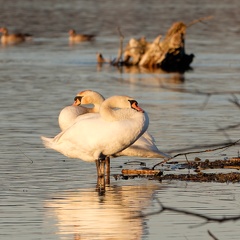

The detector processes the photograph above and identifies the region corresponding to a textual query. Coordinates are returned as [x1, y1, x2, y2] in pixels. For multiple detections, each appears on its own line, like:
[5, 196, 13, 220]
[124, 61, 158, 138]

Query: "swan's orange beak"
[130, 100, 144, 113]
[72, 100, 79, 106]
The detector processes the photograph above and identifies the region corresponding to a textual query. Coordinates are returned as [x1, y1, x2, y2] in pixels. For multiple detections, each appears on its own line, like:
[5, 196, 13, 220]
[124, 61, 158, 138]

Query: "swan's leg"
[98, 159, 105, 192]
[96, 153, 106, 177]
[95, 160, 100, 175]
[96, 154, 106, 192]
[105, 156, 110, 185]
[99, 159, 105, 178]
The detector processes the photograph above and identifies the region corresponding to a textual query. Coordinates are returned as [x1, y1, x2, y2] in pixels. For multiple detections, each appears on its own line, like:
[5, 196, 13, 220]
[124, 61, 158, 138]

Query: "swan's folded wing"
[115, 131, 171, 159]
[115, 144, 171, 159]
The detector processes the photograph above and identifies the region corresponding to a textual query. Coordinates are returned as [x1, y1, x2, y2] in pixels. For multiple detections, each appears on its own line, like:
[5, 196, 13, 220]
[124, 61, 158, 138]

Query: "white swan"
[58, 106, 86, 131]
[58, 90, 105, 131]
[41, 95, 149, 177]
[74, 90, 171, 159]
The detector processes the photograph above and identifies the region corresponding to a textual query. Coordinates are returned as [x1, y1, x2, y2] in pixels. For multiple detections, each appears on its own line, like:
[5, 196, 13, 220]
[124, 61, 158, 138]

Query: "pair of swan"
[58, 90, 171, 158]
[58, 90, 170, 159]
[41, 90, 170, 185]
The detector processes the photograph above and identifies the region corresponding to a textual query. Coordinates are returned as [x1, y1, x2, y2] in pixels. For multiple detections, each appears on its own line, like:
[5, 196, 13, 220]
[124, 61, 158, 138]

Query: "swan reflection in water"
[45, 183, 160, 240]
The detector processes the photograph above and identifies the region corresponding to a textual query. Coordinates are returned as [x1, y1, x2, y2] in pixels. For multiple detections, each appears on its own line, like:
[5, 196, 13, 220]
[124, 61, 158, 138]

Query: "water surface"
[1, 0, 240, 239]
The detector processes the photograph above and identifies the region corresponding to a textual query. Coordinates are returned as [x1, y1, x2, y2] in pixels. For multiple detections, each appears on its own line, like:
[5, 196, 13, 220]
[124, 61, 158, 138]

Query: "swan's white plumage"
[41, 95, 149, 162]
[58, 106, 88, 131]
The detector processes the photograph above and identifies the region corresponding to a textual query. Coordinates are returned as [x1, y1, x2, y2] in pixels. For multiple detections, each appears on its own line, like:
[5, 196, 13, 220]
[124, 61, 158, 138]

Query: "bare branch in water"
[229, 94, 240, 109]
[208, 230, 219, 240]
[187, 15, 214, 28]
[115, 26, 124, 63]
[18, 147, 33, 164]
[173, 139, 239, 157]
[135, 197, 240, 225]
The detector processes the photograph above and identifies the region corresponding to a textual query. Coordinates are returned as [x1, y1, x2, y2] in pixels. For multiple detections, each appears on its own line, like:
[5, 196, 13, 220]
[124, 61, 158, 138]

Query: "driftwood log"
[97, 21, 195, 72]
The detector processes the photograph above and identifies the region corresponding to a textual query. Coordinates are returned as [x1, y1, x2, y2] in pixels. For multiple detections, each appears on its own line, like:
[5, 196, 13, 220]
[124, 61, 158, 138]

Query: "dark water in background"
[1, 1, 240, 239]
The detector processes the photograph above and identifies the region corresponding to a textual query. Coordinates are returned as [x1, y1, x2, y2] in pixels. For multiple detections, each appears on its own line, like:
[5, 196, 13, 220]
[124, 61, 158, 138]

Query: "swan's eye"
[74, 96, 83, 102]
[128, 100, 137, 106]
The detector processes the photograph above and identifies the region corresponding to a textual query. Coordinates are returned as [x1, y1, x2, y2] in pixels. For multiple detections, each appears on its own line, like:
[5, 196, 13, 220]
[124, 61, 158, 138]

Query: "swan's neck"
[100, 95, 144, 122]
[88, 103, 101, 113]
[100, 105, 136, 121]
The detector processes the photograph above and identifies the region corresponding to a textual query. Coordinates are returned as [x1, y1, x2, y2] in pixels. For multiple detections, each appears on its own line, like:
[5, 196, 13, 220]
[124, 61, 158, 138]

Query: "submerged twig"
[200, 94, 211, 110]
[18, 147, 33, 164]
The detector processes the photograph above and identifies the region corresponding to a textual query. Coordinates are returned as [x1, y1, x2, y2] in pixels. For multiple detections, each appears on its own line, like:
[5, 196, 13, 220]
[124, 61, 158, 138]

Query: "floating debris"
[122, 169, 162, 176]
[161, 172, 240, 183]
[114, 158, 240, 183]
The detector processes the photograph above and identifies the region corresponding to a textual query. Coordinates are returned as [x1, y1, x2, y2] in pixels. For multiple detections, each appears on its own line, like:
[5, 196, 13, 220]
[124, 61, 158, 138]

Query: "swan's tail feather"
[136, 149, 171, 159]
[41, 136, 54, 149]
